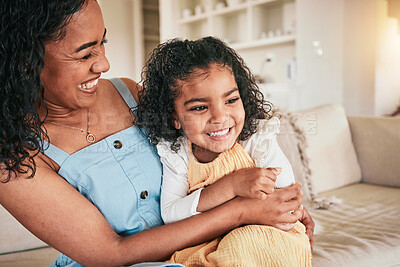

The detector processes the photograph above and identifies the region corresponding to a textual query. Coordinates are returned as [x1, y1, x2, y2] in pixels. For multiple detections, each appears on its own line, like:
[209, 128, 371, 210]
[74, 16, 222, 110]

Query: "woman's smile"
[78, 77, 100, 94]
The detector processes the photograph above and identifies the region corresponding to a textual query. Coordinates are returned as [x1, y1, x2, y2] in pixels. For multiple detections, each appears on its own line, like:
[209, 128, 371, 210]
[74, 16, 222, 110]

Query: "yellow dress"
[168, 142, 312, 267]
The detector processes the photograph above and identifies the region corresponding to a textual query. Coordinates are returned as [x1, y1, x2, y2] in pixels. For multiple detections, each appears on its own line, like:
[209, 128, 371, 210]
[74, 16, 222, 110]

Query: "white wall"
[375, 0, 400, 115]
[295, 0, 344, 111]
[98, 0, 143, 81]
[342, 0, 377, 116]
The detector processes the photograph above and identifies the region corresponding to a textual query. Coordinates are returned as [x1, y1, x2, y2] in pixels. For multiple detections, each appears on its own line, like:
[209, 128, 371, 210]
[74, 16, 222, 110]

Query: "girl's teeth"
[208, 128, 229, 137]
[78, 79, 98, 89]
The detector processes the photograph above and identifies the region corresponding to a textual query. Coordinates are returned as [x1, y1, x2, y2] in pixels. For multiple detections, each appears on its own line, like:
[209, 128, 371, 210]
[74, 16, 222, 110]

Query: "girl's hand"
[237, 182, 303, 228]
[231, 167, 281, 200]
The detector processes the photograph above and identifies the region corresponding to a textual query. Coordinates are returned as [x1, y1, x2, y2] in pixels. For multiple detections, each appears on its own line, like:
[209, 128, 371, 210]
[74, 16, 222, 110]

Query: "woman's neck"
[37, 98, 86, 121]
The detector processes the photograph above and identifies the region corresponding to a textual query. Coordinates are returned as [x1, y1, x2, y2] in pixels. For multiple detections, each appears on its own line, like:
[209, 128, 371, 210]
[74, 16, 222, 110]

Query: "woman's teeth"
[208, 128, 230, 137]
[78, 79, 98, 89]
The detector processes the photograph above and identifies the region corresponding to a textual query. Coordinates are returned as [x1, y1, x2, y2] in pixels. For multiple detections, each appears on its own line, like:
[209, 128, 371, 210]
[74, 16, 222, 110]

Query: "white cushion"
[292, 104, 362, 194]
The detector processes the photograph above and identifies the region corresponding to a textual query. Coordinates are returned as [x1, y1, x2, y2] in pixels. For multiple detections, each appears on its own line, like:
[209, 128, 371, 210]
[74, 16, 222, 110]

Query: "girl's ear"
[173, 114, 181, 129]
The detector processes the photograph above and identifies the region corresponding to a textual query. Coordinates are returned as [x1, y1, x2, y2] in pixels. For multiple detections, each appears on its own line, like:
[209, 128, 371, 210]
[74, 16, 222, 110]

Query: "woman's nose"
[91, 51, 110, 74]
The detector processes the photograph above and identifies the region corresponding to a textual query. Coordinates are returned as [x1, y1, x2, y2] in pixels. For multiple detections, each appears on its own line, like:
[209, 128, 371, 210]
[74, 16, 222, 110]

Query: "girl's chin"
[207, 142, 236, 154]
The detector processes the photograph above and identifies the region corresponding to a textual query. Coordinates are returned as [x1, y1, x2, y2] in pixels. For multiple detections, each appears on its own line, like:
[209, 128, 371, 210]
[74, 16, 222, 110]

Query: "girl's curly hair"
[0, 0, 86, 182]
[134, 37, 272, 152]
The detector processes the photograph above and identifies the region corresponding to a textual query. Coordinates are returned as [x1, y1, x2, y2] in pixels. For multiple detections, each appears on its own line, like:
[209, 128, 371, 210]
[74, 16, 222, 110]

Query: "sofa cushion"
[276, 113, 314, 201]
[0, 247, 59, 267]
[348, 116, 400, 187]
[292, 104, 362, 194]
[0, 205, 47, 254]
[310, 183, 400, 267]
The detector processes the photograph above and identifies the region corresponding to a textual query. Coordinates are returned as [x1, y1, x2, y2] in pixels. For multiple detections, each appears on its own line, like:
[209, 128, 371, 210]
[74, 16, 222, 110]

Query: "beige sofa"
[1, 103, 399, 266]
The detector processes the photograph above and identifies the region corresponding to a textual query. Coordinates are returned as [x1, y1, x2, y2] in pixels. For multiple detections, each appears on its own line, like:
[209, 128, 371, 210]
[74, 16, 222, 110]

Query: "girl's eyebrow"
[224, 88, 239, 97]
[184, 88, 239, 106]
[184, 98, 207, 106]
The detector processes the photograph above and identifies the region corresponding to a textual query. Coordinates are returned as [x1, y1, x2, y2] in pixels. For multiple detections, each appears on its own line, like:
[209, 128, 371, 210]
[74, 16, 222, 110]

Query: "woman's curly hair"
[0, 0, 86, 182]
[134, 37, 272, 152]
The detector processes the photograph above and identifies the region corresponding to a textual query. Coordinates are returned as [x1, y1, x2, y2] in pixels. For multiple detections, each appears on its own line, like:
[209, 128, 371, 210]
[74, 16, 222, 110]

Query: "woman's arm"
[0, 156, 303, 266]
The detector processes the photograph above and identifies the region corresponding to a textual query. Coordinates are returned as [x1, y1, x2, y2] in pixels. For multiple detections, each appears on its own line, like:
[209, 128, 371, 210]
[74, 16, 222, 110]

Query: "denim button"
[140, 190, 148, 199]
[113, 140, 122, 149]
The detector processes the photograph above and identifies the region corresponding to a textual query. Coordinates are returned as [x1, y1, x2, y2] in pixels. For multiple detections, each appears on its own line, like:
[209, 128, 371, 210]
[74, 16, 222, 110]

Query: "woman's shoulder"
[100, 77, 141, 103]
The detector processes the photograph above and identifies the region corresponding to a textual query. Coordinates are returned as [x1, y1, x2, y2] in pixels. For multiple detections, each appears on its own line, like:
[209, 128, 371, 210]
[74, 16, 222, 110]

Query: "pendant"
[86, 133, 96, 143]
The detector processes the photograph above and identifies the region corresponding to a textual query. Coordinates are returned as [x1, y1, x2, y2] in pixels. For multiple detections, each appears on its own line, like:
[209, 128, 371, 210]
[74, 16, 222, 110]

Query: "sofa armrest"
[348, 116, 400, 187]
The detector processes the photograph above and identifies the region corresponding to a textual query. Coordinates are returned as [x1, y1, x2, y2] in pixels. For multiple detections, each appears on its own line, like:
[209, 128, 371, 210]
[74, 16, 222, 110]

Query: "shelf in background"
[230, 34, 295, 50]
[212, 3, 248, 16]
[178, 13, 208, 24]
[252, 0, 281, 7]
[143, 4, 158, 12]
[144, 34, 160, 42]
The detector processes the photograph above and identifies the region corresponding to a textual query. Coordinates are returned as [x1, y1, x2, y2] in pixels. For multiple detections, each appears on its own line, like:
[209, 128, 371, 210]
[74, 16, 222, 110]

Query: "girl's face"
[173, 63, 245, 163]
[40, 0, 110, 110]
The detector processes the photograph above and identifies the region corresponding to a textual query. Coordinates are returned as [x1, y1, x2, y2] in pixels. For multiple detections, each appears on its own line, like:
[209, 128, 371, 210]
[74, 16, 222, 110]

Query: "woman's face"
[40, 0, 110, 110]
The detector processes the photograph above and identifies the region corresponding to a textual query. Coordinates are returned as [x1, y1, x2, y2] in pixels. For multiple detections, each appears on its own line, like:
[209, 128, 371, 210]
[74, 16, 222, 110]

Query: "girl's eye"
[190, 106, 207, 111]
[226, 97, 240, 104]
[82, 53, 93, 60]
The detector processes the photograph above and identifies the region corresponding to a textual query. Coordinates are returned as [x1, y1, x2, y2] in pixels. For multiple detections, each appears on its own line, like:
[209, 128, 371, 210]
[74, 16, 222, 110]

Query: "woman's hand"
[299, 205, 315, 252]
[231, 167, 280, 200]
[236, 182, 303, 228]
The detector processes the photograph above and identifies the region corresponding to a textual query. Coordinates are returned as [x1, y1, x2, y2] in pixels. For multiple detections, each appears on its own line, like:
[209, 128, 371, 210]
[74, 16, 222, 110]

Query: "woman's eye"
[190, 106, 207, 111]
[82, 53, 93, 60]
[226, 97, 240, 104]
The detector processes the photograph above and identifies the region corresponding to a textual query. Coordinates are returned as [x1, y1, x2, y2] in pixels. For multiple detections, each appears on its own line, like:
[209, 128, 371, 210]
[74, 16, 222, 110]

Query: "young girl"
[135, 37, 311, 266]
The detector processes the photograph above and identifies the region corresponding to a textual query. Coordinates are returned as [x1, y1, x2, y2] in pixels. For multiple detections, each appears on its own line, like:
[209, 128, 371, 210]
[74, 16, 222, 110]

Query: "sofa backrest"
[276, 104, 362, 203]
[348, 116, 400, 187]
[0, 204, 48, 255]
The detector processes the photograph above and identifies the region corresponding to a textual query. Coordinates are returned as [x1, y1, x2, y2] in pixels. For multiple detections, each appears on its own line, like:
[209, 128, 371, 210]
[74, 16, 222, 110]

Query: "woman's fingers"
[276, 182, 302, 202]
[238, 182, 304, 226]
[299, 206, 315, 252]
[275, 223, 296, 231]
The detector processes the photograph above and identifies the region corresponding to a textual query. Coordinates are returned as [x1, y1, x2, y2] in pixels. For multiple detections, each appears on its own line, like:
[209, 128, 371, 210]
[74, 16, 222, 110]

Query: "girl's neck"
[191, 143, 221, 163]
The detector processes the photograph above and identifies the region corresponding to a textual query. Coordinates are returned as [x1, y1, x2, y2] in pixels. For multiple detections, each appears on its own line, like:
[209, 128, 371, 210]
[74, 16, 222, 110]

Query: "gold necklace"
[48, 109, 96, 143]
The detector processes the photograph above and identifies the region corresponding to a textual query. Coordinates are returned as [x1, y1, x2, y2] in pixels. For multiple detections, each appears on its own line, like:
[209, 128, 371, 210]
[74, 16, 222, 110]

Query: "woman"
[0, 0, 314, 266]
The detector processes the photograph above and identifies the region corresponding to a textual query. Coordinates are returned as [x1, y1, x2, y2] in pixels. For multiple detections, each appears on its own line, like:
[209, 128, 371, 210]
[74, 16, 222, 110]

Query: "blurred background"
[98, 0, 400, 116]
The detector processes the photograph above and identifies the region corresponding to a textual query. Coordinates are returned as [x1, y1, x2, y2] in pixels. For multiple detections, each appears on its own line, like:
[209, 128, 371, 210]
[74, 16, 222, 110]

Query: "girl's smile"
[173, 63, 245, 163]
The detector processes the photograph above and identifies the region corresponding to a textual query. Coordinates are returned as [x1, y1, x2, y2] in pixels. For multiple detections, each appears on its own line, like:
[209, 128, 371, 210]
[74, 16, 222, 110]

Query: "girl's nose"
[210, 106, 228, 124]
[91, 51, 110, 74]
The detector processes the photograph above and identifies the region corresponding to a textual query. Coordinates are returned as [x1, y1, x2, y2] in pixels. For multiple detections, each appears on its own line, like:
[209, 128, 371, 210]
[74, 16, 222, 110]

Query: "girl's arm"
[158, 138, 204, 224]
[159, 139, 277, 222]
[0, 155, 303, 266]
[243, 117, 295, 188]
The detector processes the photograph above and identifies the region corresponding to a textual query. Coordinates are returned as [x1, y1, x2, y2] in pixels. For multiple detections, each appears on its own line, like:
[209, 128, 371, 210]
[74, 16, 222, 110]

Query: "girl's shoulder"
[239, 117, 281, 149]
[156, 136, 190, 167]
[256, 117, 281, 136]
